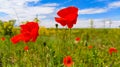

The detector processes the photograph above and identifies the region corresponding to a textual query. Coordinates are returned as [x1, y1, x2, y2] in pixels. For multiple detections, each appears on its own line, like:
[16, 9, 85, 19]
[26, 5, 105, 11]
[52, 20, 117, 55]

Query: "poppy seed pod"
[43, 42, 47, 47]
[55, 24, 58, 28]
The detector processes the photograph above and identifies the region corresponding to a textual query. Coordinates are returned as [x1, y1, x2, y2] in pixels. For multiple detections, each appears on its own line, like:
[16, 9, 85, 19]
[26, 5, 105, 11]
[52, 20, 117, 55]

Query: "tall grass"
[0, 28, 120, 67]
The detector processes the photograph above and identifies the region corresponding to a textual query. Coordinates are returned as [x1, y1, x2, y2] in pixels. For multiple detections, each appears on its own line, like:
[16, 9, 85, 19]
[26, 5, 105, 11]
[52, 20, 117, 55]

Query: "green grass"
[0, 28, 120, 67]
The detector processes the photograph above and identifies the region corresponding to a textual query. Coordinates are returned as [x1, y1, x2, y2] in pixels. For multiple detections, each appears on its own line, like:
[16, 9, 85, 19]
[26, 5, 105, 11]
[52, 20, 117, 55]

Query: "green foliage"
[33, 18, 40, 22]
[0, 28, 120, 67]
[0, 20, 16, 36]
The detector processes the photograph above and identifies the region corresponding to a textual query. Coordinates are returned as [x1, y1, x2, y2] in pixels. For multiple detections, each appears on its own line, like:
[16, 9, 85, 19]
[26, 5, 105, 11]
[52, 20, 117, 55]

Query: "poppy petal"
[57, 6, 78, 18]
[55, 17, 67, 26]
[67, 24, 73, 28]
[11, 34, 22, 44]
[65, 14, 78, 24]
[21, 32, 31, 43]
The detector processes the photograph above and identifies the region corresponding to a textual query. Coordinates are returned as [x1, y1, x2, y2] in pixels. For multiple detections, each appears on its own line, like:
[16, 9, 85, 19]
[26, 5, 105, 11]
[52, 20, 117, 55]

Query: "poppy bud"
[43, 42, 47, 47]
[55, 24, 58, 28]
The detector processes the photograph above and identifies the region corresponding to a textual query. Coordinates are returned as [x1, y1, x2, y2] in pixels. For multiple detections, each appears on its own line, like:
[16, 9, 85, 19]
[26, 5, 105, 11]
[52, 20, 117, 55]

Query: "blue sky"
[0, 0, 120, 28]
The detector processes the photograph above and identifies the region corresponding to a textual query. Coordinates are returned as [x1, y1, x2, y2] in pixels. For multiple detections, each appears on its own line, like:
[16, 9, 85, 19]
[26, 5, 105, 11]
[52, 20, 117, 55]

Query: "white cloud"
[41, 3, 59, 7]
[79, 8, 108, 14]
[0, 0, 120, 28]
[74, 18, 120, 28]
[0, 0, 39, 8]
[78, 1, 120, 15]
[73, 18, 104, 28]
[0, 0, 59, 25]
[108, 1, 120, 8]
[40, 19, 56, 28]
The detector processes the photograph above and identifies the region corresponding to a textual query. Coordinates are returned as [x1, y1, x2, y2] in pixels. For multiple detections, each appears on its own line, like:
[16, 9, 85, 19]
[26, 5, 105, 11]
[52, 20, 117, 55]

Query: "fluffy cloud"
[74, 19, 120, 28]
[0, 0, 120, 28]
[0, 0, 59, 25]
[41, 3, 59, 7]
[108, 1, 120, 8]
[79, 8, 108, 14]
[78, 1, 120, 15]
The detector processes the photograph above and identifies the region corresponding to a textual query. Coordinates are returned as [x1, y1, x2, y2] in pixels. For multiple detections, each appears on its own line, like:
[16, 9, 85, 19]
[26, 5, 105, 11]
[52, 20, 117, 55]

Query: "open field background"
[0, 26, 120, 67]
[1, 0, 120, 67]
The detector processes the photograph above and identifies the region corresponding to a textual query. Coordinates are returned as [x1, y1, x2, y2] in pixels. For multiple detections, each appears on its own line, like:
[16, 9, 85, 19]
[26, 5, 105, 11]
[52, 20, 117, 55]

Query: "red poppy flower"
[20, 32, 32, 43]
[63, 56, 73, 67]
[75, 37, 80, 42]
[1, 37, 5, 41]
[20, 22, 39, 42]
[55, 6, 78, 28]
[11, 22, 39, 44]
[109, 47, 118, 55]
[10, 34, 23, 44]
[24, 46, 29, 51]
[74, 37, 80, 44]
[88, 45, 93, 49]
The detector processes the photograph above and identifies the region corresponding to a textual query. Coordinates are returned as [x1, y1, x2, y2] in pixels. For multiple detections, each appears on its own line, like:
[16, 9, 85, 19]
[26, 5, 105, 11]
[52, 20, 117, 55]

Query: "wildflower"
[10, 34, 23, 44]
[88, 45, 93, 49]
[20, 22, 39, 42]
[55, 6, 78, 28]
[109, 47, 118, 55]
[11, 22, 39, 44]
[24, 46, 29, 51]
[63, 56, 73, 67]
[1, 37, 5, 41]
[74, 37, 80, 44]
[75, 37, 80, 41]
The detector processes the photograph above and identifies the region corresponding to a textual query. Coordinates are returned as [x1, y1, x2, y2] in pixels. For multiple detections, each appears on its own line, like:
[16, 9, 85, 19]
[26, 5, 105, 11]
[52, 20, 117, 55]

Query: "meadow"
[0, 27, 120, 67]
